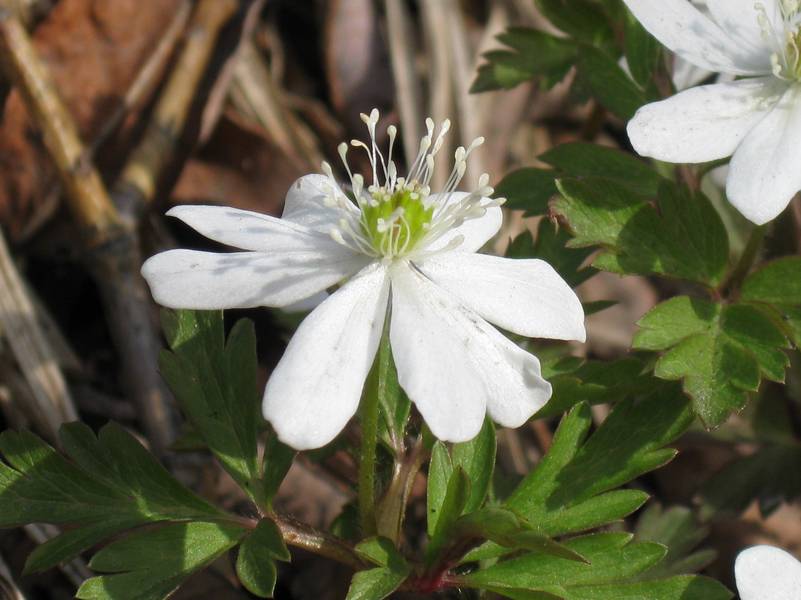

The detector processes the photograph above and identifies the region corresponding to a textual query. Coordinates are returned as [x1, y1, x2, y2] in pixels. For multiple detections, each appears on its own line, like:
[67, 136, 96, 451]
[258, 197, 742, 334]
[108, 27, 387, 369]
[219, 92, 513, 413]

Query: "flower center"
[360, 186, 434, 257]
[319, 109, 503, 259]
[757, 0, 801, 80]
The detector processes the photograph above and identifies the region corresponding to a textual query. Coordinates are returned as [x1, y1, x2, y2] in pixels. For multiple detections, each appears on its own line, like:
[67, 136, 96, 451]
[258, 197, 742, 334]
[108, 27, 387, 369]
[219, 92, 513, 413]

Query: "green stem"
[359, 383, 379, 536]
[721, 224, 767, 297]
[359, 330, 388, 536]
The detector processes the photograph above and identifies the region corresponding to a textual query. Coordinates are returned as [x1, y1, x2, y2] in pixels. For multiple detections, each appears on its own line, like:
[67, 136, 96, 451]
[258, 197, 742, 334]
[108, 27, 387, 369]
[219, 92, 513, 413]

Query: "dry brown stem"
[112, 0, 238, 222]
[0, 228, 77, 441]
[0, 7, 177, 452]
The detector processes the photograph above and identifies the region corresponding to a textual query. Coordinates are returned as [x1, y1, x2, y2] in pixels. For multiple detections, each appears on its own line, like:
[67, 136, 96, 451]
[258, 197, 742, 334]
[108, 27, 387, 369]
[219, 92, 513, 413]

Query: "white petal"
[628, 77, 785, 163]
[280, 291, 329, 313]
[262, 263, 389, 450]
[416, 252, 585, 342]
[735, 545, 801, 600]
[423, 192, 502, 254]
[727, 84, 801, 225]
[389, 263, 552, 441]
[622, 0, 771, 75]
[282, 174, 359, 233]
[167, 204, 341, 253]
[706, 0, 774, 57]
[141, 248, 370, 309]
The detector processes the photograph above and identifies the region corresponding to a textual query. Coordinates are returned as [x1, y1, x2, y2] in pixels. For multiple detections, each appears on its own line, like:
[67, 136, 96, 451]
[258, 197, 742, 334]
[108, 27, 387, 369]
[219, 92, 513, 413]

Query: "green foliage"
[369, 329, 411, 455]
[534, 0, 614, 46]
[471, 28, 577, 92]
[496, 142, 660, 217]
[506, 221, 596, 288]
[451, 419, 496, 514]
[160, 310, 265, 502]
[346, 538, 411, 600]
[634, 297, 790, 427]
[700, 443, 801, 519]
[465, 390, 692, 563]
[575, 45, 646, 120]
[458, 532, 731, 599]
[555, 179, 730, 287]
[236, 519, 290, 598]
[623, 8, 662, 86]
[537, 357, 654, 419]
[76, 522, 245, 600]
[634, 505, 716, 578]
[0, 423, 221, 574]
[741, 257, 801, 347]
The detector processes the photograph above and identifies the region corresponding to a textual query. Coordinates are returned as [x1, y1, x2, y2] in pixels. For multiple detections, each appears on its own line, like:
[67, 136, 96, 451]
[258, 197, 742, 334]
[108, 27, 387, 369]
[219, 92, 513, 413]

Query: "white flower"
[623, 0, 801, 225]
[141, 110, 585, 450]
[735, 545, 801, 599]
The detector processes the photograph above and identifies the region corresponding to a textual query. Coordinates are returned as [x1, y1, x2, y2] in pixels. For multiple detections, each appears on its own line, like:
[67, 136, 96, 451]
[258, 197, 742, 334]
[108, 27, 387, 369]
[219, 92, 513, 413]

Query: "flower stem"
[721, 224, 767, 297]
[358, 332, 387, 536]
[359, 358, 379, 536]
[275, 515, 364, 571]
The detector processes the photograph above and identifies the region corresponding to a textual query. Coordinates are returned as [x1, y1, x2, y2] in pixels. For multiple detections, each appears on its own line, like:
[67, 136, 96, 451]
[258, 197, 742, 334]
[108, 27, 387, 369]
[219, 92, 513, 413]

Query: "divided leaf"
[634, 297, 790, 427]
[347, 538, 411, 600]
[76, 522, 245, 600]
[555, 179, 729, 286]
[575, 45, 646, 120]
[634, 505, 716, 578]
[459, 533, 731, 600]
[472, 28, 577, 93]
[159, 310, 263, 501]
[236, 519, 290, 598]
[466, 389, 692, 562]
[0, 423, 221, 574]
[497, 142, 661, 217]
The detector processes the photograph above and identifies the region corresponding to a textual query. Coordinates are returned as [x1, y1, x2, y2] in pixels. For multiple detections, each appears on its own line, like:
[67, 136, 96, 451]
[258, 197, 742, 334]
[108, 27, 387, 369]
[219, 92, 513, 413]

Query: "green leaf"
[534, 0, 614, 46]
[236, 519, 290, 598]
[370, 330, 410, 455]
[0, 424, 221, 574]
[452, 419, 496, 514]
[623, 8, 662, 86]
[496, 168, 558, 215]
[507, 221, 596, 288]
[355, 537, 406, 568]
[546, 391, 692, 509]
[426, 442, 453, 537]
[348, 538, 410, 600]
[76, 521, 245, 600]
[260, 435, 295, 508]
[700, 444, 801, 519]
[345, 566, 410, 600]
[472, 28, 577, 92]
[536, 357, 653, 419]
[467, 391, 690, 563]
[742, 257, 801, 304]
[555, 179, 730, 286]
[575, 45, 646, 120]
[634, 297, 791, 426]
[159, 310, 262, 501]
[557, 575, 732, 599]
[426, 468, 471, 562]
[634, 504, 716, 578]
[540, 142, 662, 198]
[460, 532, 666, 595]
[452, 508, 586, 563]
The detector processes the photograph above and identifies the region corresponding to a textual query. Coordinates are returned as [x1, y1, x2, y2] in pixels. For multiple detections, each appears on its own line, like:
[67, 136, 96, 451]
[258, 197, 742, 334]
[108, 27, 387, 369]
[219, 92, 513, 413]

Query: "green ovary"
[361, 188, 434, 256]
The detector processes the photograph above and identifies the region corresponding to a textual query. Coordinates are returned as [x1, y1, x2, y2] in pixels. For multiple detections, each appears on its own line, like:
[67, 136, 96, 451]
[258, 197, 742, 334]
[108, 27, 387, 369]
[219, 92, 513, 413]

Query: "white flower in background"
[735, 545, 801, 599]
[142, 110, 585, 450]
[623, 0, 801, 225]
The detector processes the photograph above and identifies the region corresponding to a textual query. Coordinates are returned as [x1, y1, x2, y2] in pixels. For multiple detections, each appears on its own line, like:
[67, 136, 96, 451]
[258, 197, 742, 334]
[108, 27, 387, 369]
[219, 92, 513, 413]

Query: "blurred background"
[0, 0, 798, 598]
